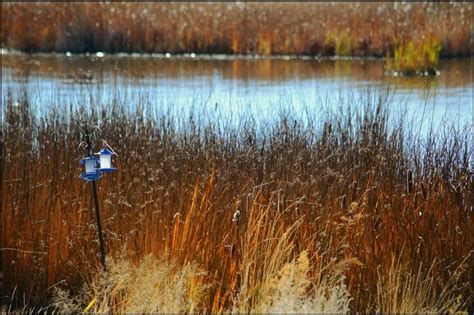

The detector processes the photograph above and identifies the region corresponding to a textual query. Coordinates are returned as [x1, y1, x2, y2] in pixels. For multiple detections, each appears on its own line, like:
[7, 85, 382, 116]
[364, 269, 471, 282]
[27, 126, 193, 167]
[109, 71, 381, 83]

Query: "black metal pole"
[92, 180, 107, 272]
[84, 131, 107, 272]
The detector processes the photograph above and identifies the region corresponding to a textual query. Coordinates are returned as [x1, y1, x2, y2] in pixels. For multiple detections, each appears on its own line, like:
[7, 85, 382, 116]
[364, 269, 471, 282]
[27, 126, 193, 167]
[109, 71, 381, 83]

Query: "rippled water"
[2, 53, 472, 130]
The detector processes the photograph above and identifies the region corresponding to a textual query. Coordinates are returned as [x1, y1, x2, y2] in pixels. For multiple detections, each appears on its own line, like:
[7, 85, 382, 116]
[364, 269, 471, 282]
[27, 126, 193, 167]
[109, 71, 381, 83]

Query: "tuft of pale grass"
[374, 255, 468, 313]
[255, 251, 352, 313]
[52, 255, 208, 313]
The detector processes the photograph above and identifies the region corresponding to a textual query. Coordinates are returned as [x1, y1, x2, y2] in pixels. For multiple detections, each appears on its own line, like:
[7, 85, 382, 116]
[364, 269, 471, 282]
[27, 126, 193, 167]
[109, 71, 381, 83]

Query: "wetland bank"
[1, 2, 473, 313]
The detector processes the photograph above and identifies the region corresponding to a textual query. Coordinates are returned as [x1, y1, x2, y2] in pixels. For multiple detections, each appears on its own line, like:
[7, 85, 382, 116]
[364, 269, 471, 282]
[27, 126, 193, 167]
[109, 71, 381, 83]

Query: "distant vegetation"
[385, 36, 442, 76]
[1, 2, 471, 58]
[3, 89, 472, 312]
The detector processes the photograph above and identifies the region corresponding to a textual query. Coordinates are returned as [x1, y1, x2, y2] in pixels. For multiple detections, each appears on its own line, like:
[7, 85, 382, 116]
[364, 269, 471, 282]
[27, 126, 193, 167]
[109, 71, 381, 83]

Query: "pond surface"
[2, 52, 472, 131]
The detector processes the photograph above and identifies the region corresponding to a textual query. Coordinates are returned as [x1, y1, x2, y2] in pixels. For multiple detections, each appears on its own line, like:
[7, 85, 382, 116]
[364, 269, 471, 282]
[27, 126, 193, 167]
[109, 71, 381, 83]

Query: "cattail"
[407, 170, 413, 194]
[351, 181, 358, 202]
[245, 193, 253, 212]
[232, 209, 241, 225]
[420, 181, 427, 199]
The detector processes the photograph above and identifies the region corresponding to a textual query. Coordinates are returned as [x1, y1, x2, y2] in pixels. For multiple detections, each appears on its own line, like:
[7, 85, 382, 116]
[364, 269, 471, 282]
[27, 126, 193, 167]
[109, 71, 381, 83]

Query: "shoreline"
[2, 48, 471, 62]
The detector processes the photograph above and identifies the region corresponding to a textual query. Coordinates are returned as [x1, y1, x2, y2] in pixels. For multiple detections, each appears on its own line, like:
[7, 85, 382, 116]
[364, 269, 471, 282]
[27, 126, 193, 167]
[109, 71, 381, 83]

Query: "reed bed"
[1, 88, 473, 312]
[1, 2, 472, 57]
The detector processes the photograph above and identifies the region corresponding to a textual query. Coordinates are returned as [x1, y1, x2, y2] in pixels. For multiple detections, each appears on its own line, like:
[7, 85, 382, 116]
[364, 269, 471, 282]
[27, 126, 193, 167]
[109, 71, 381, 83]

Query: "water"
[2, 52, 472, 130]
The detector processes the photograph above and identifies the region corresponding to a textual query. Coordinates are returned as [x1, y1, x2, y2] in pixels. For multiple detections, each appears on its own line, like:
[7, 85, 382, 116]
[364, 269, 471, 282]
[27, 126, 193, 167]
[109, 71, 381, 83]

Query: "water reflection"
[2, 53, 472, 129]
[3, 54, 472, 85]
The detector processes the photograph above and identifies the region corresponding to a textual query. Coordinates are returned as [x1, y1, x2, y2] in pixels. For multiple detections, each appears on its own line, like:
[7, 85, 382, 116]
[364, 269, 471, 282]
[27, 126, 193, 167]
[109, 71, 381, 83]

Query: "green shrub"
[325, 31, 352, 56]
[385, 37, 441, 75]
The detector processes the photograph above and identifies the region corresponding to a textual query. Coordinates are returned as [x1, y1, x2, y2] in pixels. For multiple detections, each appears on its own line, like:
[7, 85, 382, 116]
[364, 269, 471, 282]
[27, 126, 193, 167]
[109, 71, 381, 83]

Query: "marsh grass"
[374, 254, 469, 313]
[1, 88, 473, 312]
[385, 36, 442, 75]
[1, 2, 471, 57]
[253, 251, 352, 313]
[52, 255, 209, 313]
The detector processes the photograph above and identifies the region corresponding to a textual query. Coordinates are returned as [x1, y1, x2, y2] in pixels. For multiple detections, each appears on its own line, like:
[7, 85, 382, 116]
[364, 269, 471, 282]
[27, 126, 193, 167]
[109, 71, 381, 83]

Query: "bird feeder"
[80, 156, 102, 181]
[96, 148, 117, 173]
[78, 131, 117, 272]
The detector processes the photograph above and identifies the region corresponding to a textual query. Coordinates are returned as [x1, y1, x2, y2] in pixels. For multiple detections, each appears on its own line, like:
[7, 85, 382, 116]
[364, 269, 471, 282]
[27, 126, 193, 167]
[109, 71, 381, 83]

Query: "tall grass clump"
[253, 251, 352, 313]
[374, 256, 468, 313]
[2, 87, 473, 312]
[1, 2, 472, 57]
[385, 36, 442, 76]
[52, 255, 208, 313]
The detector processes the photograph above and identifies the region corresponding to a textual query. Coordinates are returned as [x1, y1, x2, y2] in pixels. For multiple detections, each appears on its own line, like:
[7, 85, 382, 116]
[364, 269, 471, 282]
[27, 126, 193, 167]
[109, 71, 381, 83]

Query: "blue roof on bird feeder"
[96, 148, 115, 156]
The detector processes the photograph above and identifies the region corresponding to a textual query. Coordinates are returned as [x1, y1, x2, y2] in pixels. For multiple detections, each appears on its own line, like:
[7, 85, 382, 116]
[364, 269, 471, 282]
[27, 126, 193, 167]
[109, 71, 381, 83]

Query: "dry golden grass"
[248, 250, 352, 313]
[1, 2, 472, 57]
[374, 254, 469, 313]
[2, 88, 473, 312]
[52, 255, 208, 313]
[52, 205, 352, 313]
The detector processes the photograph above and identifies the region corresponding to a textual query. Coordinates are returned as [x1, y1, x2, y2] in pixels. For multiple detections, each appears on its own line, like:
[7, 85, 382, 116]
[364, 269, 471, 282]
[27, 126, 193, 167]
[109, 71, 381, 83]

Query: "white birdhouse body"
[96, 148, 116, 173]
[85, 158, 98, 173]
[100, 154, 111, 169]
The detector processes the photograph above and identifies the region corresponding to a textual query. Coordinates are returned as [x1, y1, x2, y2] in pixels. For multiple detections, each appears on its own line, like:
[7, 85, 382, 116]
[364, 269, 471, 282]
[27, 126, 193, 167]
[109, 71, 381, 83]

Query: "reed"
[1, 2, 472, 57]
[2, 88, 472, 312]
